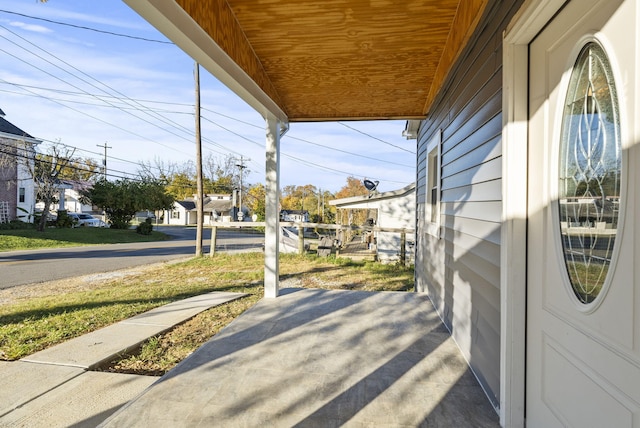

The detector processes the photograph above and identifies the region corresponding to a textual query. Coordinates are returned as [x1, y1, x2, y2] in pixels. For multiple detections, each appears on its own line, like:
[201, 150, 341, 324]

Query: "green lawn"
[0, 227, 170, 252]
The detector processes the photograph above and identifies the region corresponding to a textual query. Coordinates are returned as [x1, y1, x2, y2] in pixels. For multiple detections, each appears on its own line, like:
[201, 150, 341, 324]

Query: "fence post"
[297, 224, 305, 255]
[400, 229, 406, 265]
[209, 226, 217, 256]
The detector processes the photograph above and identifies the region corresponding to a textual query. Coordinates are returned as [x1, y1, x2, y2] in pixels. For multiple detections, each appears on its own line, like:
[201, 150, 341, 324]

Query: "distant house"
[165, 200, 196, 225]
[331, 183, 415, 263]
[0, 108, 41, 223]
[34, 179, 96, 215]
[61, 180, 95, 213]
[280, 209, 309, 222]
[164, 194, 234, 225]
[203, 196, 235, 223]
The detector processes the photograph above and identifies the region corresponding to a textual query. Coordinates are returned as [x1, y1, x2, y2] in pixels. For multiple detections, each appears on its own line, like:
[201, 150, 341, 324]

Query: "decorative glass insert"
[558, 42, 622, 304]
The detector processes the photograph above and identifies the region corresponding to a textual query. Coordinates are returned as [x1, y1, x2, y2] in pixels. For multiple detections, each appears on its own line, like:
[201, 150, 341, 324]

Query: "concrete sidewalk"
[0, 291, 247, 427]
[103, 288, 500, 427]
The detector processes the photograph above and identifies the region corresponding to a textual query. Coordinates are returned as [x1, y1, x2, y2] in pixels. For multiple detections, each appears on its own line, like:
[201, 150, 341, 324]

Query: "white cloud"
[8, 20, 52, 33]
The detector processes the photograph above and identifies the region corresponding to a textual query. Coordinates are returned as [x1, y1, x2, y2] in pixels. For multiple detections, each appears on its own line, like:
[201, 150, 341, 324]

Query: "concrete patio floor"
[102, 288, 499, 427]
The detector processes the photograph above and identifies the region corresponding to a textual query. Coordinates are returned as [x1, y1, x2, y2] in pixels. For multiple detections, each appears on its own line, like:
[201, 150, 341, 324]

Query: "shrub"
[136, 218, 153, 235]
[0, 220, 35, 230]
[55, 210, 75, 228]
[110, 216, 133, 229]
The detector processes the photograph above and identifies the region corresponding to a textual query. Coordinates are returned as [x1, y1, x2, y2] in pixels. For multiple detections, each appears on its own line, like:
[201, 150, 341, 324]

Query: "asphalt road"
[0, 226, 264, 289]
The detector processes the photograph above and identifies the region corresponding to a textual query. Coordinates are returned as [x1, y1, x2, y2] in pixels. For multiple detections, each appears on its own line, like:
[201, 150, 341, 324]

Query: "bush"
[110, 215, 133, 229]
[0, 220, 35, 230]
[55, 211, 76, 229]
[136, 218, 153, 235]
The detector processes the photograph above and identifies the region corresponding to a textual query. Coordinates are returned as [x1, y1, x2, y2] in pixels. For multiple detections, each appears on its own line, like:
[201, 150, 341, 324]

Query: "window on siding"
[18, 187, 25, 203]
[171, 210, 180, 219]
[425, 130, 441, 238]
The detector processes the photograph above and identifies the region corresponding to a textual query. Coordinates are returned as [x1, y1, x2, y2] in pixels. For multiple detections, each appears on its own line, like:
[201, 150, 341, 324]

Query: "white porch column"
[264, 116, 283, 298]
[58, 188, 66, 211]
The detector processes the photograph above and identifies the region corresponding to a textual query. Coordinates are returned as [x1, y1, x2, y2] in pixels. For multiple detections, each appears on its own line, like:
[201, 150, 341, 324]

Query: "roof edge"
[330, 183, 416, 207]
[123, 0, 288, 124]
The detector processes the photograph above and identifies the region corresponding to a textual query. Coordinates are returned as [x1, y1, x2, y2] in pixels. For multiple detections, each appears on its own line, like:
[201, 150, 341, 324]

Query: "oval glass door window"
[558, 41, 622, 304]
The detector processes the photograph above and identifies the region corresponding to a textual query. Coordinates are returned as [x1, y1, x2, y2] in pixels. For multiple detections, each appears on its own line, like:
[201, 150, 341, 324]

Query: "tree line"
[1, 140, 372, 231]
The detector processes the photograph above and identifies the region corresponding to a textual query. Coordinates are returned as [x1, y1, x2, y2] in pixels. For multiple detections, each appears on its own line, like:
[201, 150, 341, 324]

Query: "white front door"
[527, 0, 640, 426]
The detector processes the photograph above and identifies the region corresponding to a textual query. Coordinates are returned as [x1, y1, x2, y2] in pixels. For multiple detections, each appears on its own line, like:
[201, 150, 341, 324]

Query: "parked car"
[68, 213, 104, 227]
[34, 211, 57, 224]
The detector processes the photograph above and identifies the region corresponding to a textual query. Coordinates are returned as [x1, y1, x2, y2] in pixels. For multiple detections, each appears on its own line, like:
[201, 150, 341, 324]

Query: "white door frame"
[501, 0, 566, 426]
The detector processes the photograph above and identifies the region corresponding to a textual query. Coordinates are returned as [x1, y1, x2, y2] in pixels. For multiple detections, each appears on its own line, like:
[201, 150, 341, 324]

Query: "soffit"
[126, 0, 488, 122]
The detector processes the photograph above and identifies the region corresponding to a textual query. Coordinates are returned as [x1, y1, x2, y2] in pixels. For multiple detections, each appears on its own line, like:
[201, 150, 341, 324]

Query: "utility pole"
[96, 142, 111, 180]
[235, 155, 249, 220]
[194, 62, 204, 256]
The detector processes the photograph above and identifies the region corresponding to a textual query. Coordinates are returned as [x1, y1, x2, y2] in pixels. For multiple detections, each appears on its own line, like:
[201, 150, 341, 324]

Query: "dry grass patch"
[102, 295, 261, 376]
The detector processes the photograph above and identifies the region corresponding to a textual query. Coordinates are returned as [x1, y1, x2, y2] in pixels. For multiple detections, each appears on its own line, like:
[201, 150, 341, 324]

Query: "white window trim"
[425, 129, 441, 238]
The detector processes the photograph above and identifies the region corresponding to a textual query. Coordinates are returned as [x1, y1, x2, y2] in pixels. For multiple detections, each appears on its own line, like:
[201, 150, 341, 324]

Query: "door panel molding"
[526, 0, 639, 426]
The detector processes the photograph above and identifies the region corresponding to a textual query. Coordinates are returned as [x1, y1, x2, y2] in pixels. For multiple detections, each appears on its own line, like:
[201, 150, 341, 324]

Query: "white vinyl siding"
[415, 0, 524, 410]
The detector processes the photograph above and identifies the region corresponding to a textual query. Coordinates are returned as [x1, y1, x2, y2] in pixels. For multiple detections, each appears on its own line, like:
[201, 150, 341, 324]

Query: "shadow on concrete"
[103, 288, 499, 426]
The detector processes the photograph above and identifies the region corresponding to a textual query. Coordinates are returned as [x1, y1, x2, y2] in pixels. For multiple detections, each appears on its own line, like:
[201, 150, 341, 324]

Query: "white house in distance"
[60, 180, 94, 213]
[279, 209, 309, 223]
[0, 108, 41, 223]
[165, 200, 196, 225]
[164, 194, 235, 225]
[330, 183, 415, 264]
[34, 179, 96, 215]
[127, 1, 640, 425]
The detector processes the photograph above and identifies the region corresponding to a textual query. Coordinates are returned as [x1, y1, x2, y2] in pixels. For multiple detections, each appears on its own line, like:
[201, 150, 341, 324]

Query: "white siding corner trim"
[501, 0, 566, 426]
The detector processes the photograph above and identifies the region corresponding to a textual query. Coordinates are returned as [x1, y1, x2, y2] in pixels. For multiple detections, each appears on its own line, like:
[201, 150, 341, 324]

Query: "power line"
[4, 138, 241, 193]
[201, 107, 414, 167]
[0, 16, 413, 186]
[0, 141, 134, 181]
[0, 9, 173, 44]
[0, 26, 202, 147]
[0, 82, 193, 108]
[0, 30, 253, 161]
[284, 134, 413, 168]
[337, 121, 415, 154]
[36, 139, 147, 177]
[1, 78, 413, 170]
[0, 25, 233, 155]
[0, 87, 191, 114]
[281, 152, 410, 186]
[3, 77, 407, 185]
[0, 76, 187, 156]
[2, 10, 252, 161]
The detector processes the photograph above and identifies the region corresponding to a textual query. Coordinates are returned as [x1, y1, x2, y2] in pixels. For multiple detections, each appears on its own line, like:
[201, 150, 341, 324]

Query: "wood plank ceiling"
[131, 0, 489, 122]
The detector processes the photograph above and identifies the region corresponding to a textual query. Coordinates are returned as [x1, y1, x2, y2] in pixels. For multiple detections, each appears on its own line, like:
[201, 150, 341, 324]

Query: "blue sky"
[0, 1, 416, 193]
